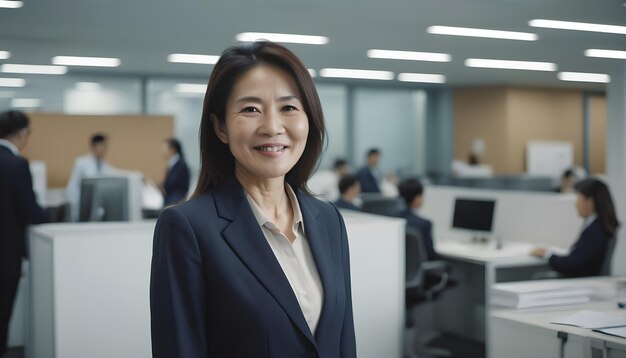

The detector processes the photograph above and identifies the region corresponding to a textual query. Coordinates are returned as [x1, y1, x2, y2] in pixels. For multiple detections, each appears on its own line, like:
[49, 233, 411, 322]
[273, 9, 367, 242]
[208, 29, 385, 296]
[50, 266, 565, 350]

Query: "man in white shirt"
[66, 133, 117, 221]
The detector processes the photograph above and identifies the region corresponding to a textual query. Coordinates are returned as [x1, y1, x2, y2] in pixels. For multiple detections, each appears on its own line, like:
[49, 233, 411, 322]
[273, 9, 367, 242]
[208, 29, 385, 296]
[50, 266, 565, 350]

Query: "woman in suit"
[160, 138, 190, 206]
[150, 41, 356, 358]
[531, 178, 619, 277]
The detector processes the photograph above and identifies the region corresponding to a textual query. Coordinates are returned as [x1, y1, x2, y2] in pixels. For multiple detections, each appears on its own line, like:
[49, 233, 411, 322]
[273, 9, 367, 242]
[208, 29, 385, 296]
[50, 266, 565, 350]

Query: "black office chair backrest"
[599, 234, 618, 276]
[405, 227, 428, 288]
[361, 197, 406, 217]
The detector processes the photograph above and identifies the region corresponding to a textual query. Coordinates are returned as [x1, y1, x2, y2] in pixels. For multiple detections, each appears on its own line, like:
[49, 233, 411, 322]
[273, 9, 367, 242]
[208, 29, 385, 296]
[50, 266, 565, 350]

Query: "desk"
[433, 240, 550, 348]
[490, 277, 626, 358]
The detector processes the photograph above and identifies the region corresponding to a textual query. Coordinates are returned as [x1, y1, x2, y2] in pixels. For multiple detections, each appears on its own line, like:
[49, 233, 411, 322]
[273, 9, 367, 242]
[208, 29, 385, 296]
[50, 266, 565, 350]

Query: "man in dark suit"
[334, 174, 361, 211]
[160, 138, 190, 206]
[356, 148, 382, 193]
[0, 110, 48, 355]
[397, 178, 439, 260]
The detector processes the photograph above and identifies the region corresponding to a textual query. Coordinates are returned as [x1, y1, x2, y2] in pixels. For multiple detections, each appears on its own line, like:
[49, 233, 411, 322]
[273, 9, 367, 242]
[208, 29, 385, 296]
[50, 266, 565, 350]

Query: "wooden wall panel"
[22, 113, 174, 188]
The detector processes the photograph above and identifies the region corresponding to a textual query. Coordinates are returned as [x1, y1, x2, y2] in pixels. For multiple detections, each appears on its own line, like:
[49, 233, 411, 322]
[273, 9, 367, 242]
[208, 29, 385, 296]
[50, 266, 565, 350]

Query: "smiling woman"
[150, 41, 357, 358]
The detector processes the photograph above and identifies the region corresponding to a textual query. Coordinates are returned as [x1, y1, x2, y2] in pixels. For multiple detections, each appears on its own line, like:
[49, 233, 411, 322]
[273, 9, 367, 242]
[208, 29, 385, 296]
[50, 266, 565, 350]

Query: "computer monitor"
[452, 198, 496, 235]
[79, 177, 129, 222]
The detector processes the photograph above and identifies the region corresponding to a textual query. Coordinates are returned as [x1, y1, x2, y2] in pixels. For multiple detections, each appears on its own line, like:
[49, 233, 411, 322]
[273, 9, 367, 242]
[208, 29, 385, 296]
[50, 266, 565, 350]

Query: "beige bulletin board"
[22, 113, 174, 188]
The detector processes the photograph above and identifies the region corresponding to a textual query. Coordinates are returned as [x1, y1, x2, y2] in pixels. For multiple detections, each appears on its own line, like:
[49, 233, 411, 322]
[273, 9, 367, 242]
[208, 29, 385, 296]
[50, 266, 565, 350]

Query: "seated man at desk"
[334, 174, 361, 211]
[531, 178, 619, 277]
[397, 178, 439, 260]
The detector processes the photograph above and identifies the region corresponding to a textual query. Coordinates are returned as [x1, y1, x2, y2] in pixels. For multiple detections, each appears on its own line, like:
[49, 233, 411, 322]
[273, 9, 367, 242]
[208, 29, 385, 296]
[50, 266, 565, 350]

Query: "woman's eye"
[283, 105, 298, 111]
[241, 107, 259, 113]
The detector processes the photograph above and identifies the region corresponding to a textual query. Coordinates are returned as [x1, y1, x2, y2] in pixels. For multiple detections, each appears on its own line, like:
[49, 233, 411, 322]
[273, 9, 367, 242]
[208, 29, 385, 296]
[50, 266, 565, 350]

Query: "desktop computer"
[78, 173, 143, 222]
[451, 198, 496, 243]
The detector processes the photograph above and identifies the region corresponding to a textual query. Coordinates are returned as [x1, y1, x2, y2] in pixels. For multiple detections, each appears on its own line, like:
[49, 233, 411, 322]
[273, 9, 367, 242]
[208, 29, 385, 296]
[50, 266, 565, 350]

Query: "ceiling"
[1, 0, 625, 90]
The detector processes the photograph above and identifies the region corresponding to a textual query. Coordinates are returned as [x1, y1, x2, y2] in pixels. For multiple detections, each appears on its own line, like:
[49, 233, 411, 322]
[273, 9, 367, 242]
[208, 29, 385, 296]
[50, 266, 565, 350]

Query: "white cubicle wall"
[420, 185, 581, 248]
[28, 212, 404, 358]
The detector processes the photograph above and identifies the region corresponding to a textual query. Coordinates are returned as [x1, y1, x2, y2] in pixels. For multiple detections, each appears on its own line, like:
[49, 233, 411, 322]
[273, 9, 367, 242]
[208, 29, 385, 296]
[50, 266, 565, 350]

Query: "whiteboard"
[526, 141, 573, 178]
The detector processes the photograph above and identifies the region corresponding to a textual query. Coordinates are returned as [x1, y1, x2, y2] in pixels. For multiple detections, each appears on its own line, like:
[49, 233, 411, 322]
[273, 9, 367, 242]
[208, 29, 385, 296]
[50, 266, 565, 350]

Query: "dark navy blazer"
[356, 167, 380, 193]
[162, 159, 190, 206]
[397, 209, 439, 261]
[549, 219, 610, 278]
[150, 179, 356, 358]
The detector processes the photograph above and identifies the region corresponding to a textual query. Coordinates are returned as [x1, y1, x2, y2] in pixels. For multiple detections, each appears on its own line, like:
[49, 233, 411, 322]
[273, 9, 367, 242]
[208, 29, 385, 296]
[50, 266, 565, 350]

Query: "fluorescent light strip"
[175, 83, 207, 94]
[0, 1, 23, 9]
[76, 82, 101, 91]
[558, 72, 610, 83]
[1, 64, 67, 75]
[0, 51, 10, 60]
[236, 32, 329, 45]
[585, 49, 626, 60]
[529, 19, 626, 35]
[167, 53, 220, 65]
[52, 56, 120, 67]
[11, 98, 40, 108]
[398, 73, 446, 83]
[319, 68, 394, 80]
[465, 58, 557, 71]
[427, 25, 537, 41]
[367, 49, 451, 62]
[0, 78, 25, 87]
[308, 69, 317, 77]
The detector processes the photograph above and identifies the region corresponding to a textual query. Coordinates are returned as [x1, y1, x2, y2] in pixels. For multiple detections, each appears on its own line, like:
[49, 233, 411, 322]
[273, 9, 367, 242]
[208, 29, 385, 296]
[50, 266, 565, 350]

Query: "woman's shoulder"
[160, 192, 218, 222]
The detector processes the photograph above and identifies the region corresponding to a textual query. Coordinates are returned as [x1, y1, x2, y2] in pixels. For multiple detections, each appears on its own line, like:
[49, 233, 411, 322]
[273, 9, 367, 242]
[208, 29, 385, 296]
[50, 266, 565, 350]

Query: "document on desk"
[593, 326, 626, 339]
[492, 280, 593, 308]
[551, 310, 626, 329]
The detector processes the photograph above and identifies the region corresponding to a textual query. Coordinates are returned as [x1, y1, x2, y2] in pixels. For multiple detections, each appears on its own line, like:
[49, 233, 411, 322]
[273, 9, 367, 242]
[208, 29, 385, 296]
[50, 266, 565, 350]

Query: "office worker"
[334, 175, 361, 211]
[307, 158, 350, 202]
[160, 138, 190, 206]
[356, 148, 382, 193]
[66, 133, 116, 221]
[150, 41, 356, 358]
[531, 178, 620, 277]
[0, 110, 48, 355]
[397, 178, 439, 261]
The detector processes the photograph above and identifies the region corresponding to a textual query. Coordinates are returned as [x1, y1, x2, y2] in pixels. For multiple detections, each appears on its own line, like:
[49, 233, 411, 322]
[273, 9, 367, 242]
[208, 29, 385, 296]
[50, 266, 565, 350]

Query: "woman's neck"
[235, 165, 290, 221]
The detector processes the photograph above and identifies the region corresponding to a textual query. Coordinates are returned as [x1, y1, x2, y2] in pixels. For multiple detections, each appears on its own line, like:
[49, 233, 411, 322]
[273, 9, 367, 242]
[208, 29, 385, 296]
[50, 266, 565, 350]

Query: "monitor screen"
[79, 177, 129, 222]
[452, 198, 496, 232]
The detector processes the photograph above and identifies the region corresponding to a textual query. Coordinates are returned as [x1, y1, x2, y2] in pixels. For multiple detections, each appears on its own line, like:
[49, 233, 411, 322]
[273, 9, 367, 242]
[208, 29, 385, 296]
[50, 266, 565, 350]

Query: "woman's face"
[576, 193, 595, 218]
[214, 65, 309, 181]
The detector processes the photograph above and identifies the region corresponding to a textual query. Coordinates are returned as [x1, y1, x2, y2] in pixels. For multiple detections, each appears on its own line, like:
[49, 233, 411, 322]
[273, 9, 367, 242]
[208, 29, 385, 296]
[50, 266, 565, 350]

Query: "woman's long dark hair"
[575, 178, 620, 237]
[192, 41, 325, 197]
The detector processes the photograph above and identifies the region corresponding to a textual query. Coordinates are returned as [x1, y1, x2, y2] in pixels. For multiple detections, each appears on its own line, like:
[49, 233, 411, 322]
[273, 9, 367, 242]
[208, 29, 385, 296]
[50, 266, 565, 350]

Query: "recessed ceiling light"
[308, 69, 317, 77]
[584, 49, 626, 60]
[167, 54, 220, 65]
[367, 49, 451, 62]
[465, 58, 557, 71]
[319, 68, 394, 80]
[529, 19, 626, 35]
[1, 64, 67, 75]
[397, 73, 446, 83]
[0, 78, 25, 87]
[75, 82, 101, 91]
[52, 56, 121, 67]
[557, 72, 610, 83]
[426, 25, 538, 41]
[0, 51, 10, 60]
[175, 83, 207, 94]
[11, 98, 40, 108]
[236, 32, 329, 45]
[0, 1, 23, 9]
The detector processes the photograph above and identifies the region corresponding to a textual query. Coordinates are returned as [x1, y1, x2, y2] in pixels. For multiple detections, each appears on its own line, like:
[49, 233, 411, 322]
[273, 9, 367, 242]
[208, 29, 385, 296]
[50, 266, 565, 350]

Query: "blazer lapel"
[297, 192, 338, 340]
[214, 179, 317, 346]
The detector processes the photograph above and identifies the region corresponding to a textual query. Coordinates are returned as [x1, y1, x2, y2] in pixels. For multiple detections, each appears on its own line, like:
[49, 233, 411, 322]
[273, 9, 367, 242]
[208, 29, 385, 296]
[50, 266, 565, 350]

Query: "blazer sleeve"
[150, 207, 208, 358]
[14, 159, 48, 224]
[335, 207, 357, 358]
[548, 227, 605, 274]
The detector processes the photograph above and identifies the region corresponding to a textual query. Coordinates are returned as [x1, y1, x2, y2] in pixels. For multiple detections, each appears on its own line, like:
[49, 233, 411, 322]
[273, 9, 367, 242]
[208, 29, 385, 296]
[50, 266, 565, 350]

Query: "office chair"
[361, 196, 405, 217]
[404, 227, 451, 358]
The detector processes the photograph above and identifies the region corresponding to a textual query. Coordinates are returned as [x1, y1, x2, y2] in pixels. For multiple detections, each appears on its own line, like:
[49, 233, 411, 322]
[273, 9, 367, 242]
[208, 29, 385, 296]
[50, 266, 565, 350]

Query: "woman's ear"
[211, 114, 228, 144]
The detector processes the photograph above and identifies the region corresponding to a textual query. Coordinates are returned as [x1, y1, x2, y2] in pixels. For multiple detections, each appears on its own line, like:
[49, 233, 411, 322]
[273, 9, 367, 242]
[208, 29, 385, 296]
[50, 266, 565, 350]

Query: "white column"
[607, 63, 626, 275]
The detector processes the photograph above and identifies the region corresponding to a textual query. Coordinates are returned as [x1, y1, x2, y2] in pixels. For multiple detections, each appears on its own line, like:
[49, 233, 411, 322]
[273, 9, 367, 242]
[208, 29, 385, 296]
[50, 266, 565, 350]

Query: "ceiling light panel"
[1, 64, 67, 75]
[167, 54, 220, 64]
[427, 25, 538, 41]
[557, 72, 610, 83]
[585, 49, 626, 60]
[236, 32, 329, 45]
[529, 19, 626, 35]
[367, 49, 451, 62]
[319, 68, 394, 80]
[52, 56, 121, 67]
[465, 58, 557, 71]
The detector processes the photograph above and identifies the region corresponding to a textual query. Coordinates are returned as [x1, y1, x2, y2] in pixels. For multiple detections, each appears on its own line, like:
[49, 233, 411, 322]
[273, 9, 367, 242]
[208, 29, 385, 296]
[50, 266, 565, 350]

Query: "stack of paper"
[492, 280, 593, 309]
[551, 310, 626, 329]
